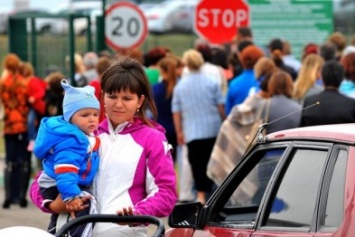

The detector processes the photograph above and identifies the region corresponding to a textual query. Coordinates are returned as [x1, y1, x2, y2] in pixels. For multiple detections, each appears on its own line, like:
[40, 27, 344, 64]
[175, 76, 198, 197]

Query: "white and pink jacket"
[30, 117, 178, 236]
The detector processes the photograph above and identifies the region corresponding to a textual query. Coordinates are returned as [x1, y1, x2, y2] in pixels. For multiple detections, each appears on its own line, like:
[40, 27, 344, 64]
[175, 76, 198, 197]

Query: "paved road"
[0, 158, 169, 236]
[0, 154, 47, 230]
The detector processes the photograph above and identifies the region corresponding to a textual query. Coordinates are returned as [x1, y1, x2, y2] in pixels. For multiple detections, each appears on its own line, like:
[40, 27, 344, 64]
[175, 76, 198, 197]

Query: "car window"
[228, 149, 284, 207]
[210, 148, 286, 226]
[322, 149, 347, 229]
[263, 149, 328, 229]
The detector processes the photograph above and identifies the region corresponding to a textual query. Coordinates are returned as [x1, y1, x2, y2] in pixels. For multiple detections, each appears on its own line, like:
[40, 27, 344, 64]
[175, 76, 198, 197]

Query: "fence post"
[68, 14, 76, 86]
[30, 17, 37, 74]
[8, 18, 28, 61]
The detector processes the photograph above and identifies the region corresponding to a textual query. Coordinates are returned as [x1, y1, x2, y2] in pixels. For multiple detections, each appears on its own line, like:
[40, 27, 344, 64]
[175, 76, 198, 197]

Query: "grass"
[0, 33, 197, 78]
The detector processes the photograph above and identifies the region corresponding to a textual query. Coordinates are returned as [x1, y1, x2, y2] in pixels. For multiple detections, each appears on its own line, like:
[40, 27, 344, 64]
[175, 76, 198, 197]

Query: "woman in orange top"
[0, 53, 31, 209]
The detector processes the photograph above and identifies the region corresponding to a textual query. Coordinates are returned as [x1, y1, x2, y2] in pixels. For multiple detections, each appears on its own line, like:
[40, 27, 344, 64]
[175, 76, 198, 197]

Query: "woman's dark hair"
[157, 56, 178, 99]
[146, 46, 167, 66]
[268, 38, 284, 67]
[254, 57, 278, 92]
[96, 57, 112, 76]
[211, 48, 228, 69]
[45, 72, 65, 95]
[341, 52, 355, 82]
[195, 43, 213, 63]
[238, 40, 254, 53]
[268, 71, 294, 98]
[100, 56, 157, 126]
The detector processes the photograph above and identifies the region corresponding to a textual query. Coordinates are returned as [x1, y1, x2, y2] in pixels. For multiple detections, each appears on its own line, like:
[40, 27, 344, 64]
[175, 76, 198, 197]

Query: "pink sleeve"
[29, 171, 52, 214]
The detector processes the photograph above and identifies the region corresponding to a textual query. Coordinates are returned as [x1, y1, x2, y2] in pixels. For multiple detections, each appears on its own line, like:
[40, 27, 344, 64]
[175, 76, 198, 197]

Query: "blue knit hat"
[61, 79, 100, 121]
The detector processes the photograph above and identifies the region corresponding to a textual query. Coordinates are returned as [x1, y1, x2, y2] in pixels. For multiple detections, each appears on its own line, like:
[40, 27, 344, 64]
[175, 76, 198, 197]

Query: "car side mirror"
[168, 201, 203, 228]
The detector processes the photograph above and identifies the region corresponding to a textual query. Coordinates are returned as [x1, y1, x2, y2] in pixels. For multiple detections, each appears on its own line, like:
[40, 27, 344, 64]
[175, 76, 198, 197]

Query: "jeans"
[27, 108, 38, 141]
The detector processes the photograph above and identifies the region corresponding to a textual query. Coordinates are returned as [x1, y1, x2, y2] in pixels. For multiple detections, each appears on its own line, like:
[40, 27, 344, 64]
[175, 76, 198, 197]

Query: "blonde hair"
[293, 54, 324, 100]
[182, 49, 204, 71]
[65, 53, 85, 74]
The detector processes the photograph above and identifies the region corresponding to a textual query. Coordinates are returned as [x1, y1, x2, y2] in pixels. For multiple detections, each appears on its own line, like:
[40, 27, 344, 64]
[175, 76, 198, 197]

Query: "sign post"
[194, 0, 250, 45]
[105, 1, 148, 50]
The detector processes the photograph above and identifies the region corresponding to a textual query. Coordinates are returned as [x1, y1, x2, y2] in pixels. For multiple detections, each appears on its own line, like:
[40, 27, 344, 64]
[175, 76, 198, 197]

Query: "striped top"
[172, 72, 225, 143]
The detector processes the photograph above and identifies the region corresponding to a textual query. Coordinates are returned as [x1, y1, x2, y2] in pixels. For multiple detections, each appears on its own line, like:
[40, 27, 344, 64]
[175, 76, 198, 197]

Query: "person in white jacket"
[30, 56, 178, 237]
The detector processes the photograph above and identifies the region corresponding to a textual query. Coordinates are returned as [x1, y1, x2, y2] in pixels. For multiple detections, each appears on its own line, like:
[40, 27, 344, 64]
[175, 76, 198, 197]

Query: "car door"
[190, 142, 292, 237]
[191, 141, 341, 237]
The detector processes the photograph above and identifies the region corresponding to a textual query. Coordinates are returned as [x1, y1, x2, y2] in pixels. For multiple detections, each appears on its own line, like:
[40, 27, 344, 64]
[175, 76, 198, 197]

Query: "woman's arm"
[133, 132, 178, 217]
[173, 112, 184, 144]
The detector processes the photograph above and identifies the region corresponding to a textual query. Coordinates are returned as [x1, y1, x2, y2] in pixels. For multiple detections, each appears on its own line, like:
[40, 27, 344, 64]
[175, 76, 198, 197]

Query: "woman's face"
[104, 90, 144, 128]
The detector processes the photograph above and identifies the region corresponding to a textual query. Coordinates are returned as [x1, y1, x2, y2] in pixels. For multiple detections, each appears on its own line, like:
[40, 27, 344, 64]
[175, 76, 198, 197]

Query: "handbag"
[207, 96, 271, 186]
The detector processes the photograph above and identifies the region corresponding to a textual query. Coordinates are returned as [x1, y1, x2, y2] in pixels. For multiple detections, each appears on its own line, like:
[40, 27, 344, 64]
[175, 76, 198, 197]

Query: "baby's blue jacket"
[34, 116, 99, 202]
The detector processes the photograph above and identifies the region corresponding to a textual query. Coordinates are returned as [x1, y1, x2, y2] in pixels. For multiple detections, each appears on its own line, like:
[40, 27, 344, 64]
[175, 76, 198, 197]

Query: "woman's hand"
[116, 207, 140, 226]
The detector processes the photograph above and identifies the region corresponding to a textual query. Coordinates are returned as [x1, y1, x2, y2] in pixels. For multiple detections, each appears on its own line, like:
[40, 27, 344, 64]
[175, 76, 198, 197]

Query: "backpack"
[207, 95, 270, 186]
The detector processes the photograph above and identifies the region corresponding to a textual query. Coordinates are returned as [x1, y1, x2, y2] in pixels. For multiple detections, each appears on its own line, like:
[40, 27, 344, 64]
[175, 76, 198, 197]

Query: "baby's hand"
[65, 198, 83, 217]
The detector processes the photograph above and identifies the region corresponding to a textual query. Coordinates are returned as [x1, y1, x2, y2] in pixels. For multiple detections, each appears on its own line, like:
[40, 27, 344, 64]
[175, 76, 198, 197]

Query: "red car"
[166, 124, 355, 237]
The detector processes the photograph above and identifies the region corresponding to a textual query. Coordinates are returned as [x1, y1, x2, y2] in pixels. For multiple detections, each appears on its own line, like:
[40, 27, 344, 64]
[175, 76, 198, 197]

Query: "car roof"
[267, 123, 355, 144]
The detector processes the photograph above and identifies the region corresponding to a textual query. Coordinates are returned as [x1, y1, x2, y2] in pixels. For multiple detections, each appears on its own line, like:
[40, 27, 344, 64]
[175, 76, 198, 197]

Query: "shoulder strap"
[263, 99, 271, 124]
[256, 98, 269, 121]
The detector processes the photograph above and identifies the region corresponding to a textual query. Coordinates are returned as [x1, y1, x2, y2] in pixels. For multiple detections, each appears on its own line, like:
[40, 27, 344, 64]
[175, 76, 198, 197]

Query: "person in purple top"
[30, 56, 178, 237]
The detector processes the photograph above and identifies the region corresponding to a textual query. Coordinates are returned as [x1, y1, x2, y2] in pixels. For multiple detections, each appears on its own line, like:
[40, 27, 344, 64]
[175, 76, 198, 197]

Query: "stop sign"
[194, 0, 250, 44]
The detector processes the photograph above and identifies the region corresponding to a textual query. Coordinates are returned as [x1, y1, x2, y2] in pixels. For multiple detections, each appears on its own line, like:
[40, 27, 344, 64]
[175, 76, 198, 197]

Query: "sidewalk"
[0, 153, 49, 230]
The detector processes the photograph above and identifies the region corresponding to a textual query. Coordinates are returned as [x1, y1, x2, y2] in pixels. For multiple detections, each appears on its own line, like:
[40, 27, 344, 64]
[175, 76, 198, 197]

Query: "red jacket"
[89, 79, 105, 122]
[28, 76, 46, 115]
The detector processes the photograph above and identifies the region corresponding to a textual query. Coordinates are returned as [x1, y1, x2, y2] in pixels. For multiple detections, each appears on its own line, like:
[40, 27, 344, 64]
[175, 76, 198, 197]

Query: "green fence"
[0, 31, 197, 80]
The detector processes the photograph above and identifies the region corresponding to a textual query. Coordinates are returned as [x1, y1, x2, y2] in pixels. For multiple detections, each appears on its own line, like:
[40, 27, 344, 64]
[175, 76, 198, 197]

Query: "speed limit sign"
[105, 1, 148, 50]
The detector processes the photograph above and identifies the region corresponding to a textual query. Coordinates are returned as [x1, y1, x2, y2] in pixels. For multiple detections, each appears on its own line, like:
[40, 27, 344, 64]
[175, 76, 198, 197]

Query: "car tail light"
[147, 14, 159, 20]
[178, 12, 189, 18]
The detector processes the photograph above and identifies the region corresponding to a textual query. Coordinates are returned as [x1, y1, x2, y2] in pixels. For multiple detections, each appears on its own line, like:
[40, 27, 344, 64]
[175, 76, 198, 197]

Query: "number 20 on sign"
[105, 2, 148, 50]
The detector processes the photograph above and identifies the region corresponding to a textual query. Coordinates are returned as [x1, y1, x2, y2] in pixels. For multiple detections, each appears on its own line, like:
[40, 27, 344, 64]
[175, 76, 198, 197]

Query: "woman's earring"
[137, 108, 140, 112]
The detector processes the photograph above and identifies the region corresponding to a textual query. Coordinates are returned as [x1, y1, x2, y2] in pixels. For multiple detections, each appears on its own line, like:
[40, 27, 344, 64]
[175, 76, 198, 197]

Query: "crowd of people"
[1, 27, 355, 236]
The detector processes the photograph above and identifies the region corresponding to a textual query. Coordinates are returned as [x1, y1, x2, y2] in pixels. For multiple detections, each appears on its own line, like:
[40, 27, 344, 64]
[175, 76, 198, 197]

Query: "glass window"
[264, 149, 328, 228]
[226, 149, 285, 208]
[323, 149, 347, 228]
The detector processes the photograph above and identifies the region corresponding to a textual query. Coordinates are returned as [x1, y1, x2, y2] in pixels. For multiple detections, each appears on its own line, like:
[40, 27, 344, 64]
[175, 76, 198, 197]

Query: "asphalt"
[0, 154, 49, 231]
[0, 155, 169, 236]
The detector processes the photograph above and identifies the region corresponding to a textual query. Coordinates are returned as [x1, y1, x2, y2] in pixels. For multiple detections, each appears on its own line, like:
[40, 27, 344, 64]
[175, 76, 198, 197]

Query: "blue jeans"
[27, 108, 37, 141]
